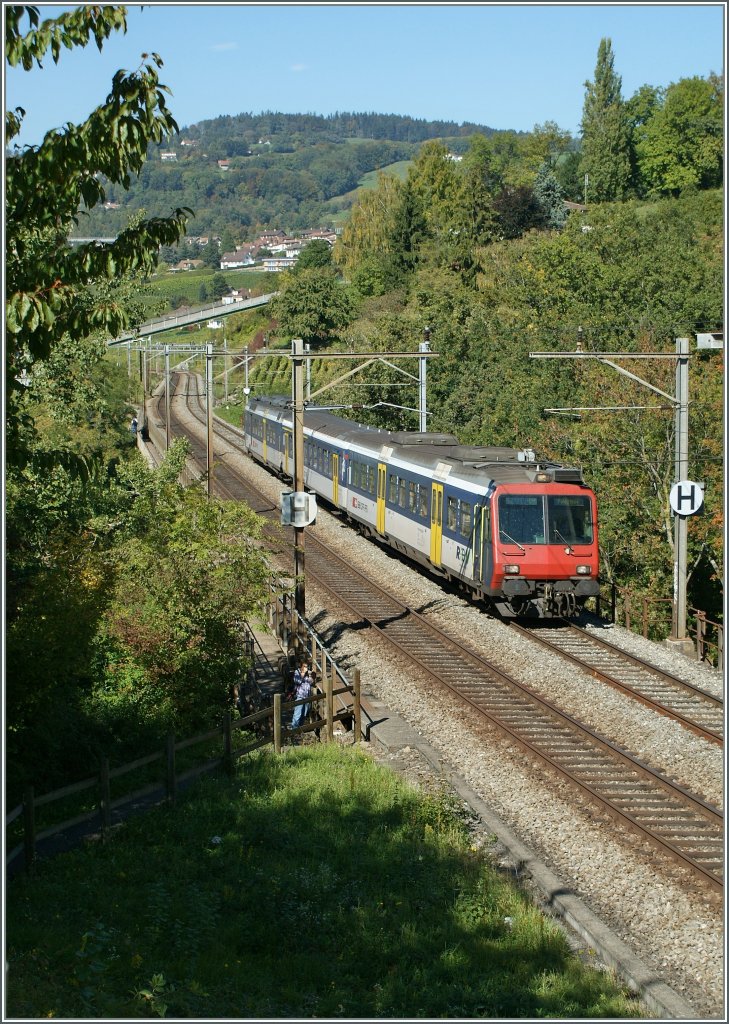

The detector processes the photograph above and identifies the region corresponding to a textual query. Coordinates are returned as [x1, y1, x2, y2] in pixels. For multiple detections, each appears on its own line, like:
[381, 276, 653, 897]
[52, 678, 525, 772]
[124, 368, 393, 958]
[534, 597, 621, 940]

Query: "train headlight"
[576, 565, 592, 575]
[535, 471, 552, 482]
[503, 564, 520, 574]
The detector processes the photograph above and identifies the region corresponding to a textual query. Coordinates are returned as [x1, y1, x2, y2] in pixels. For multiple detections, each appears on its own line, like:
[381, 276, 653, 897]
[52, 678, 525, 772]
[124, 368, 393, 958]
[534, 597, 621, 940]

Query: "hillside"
[73, 110, 498, 241]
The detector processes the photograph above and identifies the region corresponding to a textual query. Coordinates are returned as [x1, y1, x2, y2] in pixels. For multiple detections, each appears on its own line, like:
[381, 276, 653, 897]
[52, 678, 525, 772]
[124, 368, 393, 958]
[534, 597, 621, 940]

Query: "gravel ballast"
[178, 409, 726, 1018]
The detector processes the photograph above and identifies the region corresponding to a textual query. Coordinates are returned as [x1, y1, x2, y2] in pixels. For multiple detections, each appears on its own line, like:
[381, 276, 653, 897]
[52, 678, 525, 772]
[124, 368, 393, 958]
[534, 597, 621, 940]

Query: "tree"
[6, 438, 271, 795]
[533, 163, 568, 229]
[5, 5, 191, 469]
[492, 184, 546, 239]
[334, 171, 402, 275]
[294, 238, 332, 271]
[579, 38, 632, 202]
[271, 267, 358, 346]
[219, 227, 237, 254]
[210, 272, 230, 300]
[554, 150, 585, 203]
[634, 75, 723, 197]
[202, 238, 221, 268]
[388, 178, 428, 278]
[625, 83, 664, 196]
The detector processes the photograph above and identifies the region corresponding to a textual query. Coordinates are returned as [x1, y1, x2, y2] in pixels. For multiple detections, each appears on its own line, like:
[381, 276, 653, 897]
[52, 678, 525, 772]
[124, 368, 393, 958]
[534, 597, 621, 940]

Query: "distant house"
[301, 228, 337, 245]
[222, 289, 249, 305]
[262, 256, 297, 272]
[257, 230, 285, 246]
[160, 151, 177, 162]
[174, 258, 205, 271]
[217, 159, 230, 170]
[220, 249, 255, 270]
[207, 319, 224, 329]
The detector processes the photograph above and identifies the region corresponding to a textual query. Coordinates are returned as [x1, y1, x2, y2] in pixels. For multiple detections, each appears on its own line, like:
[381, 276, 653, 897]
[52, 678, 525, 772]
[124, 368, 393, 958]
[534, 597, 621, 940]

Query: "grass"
[327, 158, 413, 225]
[357, 160, 412, 188]
[144, 269, 270, 312]
[6, 744, 648, 1019]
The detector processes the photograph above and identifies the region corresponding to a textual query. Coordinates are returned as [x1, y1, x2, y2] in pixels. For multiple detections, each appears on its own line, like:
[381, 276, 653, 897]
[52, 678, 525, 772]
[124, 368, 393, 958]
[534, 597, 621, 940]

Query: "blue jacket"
[293, 668, 312, 699]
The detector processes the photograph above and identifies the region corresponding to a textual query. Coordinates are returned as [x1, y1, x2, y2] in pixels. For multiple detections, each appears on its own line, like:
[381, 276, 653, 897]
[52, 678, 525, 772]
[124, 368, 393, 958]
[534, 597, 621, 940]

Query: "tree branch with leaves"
[5, 5, 191, 467]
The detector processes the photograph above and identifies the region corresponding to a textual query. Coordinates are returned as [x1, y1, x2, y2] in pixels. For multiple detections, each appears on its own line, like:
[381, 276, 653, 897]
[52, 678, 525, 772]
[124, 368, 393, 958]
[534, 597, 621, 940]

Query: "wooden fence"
[6, 589, 361, 876]
[596, 580, 723, 671]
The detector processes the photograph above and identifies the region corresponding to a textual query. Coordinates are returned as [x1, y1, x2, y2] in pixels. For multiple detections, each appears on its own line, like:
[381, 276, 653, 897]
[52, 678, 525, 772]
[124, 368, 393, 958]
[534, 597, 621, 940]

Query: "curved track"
[151, 373, 724, 893]
[511, 622, 723, 746]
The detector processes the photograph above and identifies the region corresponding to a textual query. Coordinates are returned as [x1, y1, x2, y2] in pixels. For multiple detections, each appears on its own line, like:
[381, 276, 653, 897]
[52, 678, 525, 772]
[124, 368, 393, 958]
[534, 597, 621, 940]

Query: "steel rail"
[158, 372, 724, 892]
[509, 621, 723, 746]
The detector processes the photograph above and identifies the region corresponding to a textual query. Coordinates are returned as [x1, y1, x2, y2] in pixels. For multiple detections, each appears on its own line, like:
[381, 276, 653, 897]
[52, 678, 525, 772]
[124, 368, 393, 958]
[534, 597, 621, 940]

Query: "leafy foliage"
[6, 4, 191, 467]
[579, 38, 632, 201]
[270, 267, 359, 346]
[327, 168, 723, 620]
[5, 6, 271, 800]
[633, 75, 724, 196]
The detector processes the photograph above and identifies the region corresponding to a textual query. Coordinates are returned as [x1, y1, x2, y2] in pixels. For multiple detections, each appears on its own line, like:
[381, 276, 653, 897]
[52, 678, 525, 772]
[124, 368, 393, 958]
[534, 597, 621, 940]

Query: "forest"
[5, 6, 724, 805]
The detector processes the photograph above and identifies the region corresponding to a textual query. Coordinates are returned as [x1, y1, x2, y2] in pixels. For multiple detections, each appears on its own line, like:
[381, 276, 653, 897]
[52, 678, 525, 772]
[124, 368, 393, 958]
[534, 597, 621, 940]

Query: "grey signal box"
[281, 490, 317, 527]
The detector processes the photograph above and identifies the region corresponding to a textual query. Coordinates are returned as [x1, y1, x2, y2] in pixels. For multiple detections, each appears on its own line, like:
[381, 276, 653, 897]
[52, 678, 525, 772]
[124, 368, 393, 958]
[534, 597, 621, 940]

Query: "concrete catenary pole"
[206, 342, 215, 498]
[164, 344, 171, 451]
[292, 338, 306, 617]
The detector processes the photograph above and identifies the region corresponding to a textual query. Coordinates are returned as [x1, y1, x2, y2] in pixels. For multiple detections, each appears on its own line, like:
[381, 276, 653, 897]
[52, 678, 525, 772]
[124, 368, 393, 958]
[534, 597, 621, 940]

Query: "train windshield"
[547, 495, 593, 545]
[498, 494, 545, 545]
[498, 494, 593, 545]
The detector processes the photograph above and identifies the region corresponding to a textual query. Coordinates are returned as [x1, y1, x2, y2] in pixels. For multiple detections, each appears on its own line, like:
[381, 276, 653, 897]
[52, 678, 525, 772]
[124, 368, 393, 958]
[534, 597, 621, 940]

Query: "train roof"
[248, 395, 585, 486]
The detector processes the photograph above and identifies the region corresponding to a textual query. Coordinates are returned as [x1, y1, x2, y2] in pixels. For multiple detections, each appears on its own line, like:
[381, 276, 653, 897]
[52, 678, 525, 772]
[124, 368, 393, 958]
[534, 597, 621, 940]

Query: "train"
[244, 395, 600, 619]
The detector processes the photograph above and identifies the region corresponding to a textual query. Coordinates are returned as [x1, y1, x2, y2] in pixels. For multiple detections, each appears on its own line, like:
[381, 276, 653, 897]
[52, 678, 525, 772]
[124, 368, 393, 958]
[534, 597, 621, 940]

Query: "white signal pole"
[419, 326, 430, 432]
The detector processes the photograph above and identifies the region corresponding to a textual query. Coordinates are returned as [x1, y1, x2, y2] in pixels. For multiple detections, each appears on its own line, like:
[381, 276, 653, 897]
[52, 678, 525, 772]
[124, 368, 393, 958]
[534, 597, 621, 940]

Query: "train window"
[398, 478, 407, 508]
[389, 474, 397, 502]
[447, 496, 458, 531]
[368, 466, 376, 495]
[409, 482, 417, 512]
[419, 486, 428, 518]
[461, 501, 472, 536]
[498, 494, 545, 544]
[353, 462, 360, 489]
[547, 495, 593, 545]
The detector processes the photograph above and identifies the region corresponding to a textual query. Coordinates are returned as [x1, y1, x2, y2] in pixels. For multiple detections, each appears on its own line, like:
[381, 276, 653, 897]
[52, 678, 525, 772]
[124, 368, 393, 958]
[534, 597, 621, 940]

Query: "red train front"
[484, 477, 600, 618]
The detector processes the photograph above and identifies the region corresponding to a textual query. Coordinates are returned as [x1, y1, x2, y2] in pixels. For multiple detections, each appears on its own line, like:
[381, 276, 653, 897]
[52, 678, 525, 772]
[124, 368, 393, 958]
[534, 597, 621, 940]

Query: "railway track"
[152, 373, 724, 893]
[511, 621, 724, 746]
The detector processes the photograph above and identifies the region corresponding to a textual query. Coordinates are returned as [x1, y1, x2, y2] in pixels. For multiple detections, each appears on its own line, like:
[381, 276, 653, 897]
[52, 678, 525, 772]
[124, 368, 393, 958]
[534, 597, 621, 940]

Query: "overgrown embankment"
[6, 745, 646, 1019]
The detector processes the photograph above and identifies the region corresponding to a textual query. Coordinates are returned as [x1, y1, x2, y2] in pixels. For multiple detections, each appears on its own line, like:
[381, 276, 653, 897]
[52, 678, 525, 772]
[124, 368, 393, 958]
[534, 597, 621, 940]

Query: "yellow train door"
[283, 429, 291, 477]
[430, 483, 443, 565]
[263, 421, 268, 464]
[332, 453, 339, 505]
[377, 463, 387, 534]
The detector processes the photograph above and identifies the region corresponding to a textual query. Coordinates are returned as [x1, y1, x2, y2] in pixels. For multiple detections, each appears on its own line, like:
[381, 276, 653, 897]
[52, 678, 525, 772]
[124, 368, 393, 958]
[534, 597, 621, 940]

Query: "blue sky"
[5, 2, 726, 148]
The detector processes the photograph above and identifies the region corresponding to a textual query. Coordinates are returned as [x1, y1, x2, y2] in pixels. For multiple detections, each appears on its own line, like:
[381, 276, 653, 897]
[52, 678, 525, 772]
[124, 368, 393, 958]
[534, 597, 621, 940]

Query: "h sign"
[669, 480, 704, 516]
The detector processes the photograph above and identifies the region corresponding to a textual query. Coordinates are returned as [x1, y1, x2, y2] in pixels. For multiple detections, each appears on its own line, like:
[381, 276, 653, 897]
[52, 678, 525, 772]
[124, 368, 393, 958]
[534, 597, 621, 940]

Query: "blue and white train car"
[244, 395, 600, 618]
